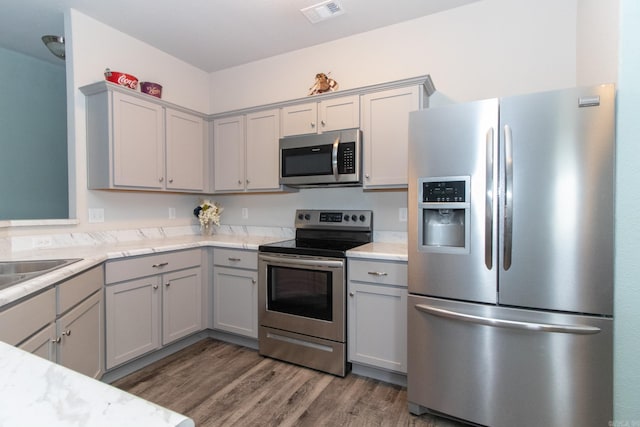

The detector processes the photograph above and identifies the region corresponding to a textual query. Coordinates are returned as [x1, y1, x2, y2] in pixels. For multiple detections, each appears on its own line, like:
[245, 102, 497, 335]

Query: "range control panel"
[295, 209, 373, 230]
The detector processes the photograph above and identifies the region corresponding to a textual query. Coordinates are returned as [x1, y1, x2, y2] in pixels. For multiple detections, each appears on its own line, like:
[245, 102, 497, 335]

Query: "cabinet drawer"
[213, 248, 257, 270]
[106, 249, 201, 284]
[349, 259, 407, 287]
[57, 265, 104, 314]
[0, 288, 55, 346]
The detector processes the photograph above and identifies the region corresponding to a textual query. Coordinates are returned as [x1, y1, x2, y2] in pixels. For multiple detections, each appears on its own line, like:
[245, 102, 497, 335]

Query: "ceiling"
[0, 0, 479, 72]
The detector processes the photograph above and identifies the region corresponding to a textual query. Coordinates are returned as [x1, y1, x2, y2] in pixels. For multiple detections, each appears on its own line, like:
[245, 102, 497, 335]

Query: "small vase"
[201, 221, 214, 236]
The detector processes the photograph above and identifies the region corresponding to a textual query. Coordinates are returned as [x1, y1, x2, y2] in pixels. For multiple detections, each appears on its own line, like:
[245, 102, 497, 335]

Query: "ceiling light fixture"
[42, 35, 65, 60]
[301, 0, 345, 24]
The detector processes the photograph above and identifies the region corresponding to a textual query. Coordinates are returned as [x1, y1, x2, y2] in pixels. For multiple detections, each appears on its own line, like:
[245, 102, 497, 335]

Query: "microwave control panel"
[337, 142, 356, 174]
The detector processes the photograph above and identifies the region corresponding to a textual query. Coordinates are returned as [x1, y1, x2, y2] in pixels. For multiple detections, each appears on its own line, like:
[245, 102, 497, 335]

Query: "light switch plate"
[88, 208, 104, 223]
[399, 207, 407, 222]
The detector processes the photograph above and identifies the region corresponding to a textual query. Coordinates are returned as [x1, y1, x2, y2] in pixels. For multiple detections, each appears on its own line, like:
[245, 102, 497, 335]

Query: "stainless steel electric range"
[257, 209, 373, 376]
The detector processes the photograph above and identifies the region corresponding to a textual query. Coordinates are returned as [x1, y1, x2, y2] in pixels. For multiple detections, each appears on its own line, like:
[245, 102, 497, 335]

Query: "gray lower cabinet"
[0, 265, 104, 379]
[347, 259, 408, 373]
[212, 248, 258, 338]
[105, 249, 203, 370]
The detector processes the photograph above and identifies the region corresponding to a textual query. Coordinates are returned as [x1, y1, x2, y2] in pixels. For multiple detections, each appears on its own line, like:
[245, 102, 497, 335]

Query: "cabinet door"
[57, 291, 104, 379]
[105, 276, 161, 369]
[166, 108, 205, 191]
[319, 95, 360, 132]
[361, 86, 420, 188]
[348, 282, 407, 373]
[18, 323, 56, 361]
[112, 91, 165, 189]
[213, 266, 257, 338]
[281, 102, 317, 136]
[245, 109, 280, 191]
[162, 267, 203, 345]
[213, 115, 245, 191]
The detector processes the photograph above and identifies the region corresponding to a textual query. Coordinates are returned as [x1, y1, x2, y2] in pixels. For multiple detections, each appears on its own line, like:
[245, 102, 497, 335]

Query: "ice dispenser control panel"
[423, 181, 466, 203]
[418, 176, 470, 254]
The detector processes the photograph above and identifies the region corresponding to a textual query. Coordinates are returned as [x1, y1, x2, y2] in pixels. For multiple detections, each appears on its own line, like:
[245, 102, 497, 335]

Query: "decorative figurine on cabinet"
[308, 72, 339, 95]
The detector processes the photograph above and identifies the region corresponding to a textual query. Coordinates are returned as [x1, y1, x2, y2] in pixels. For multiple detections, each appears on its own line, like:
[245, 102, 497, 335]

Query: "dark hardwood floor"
[112, 338, 466, 426]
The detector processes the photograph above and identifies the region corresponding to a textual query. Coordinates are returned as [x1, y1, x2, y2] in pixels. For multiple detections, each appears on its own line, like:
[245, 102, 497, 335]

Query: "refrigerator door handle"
[414, 304, 601, 335]
[503, 125, 514, 270]
[485, 128, 494, 270]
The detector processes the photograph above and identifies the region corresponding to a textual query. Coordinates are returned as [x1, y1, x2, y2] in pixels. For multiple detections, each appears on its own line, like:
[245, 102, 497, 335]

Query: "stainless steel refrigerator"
[407, 84, 614, 427]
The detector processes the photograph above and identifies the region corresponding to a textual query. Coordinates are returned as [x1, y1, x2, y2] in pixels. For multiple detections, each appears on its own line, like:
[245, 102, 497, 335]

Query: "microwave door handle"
[332, 136, 340, 179]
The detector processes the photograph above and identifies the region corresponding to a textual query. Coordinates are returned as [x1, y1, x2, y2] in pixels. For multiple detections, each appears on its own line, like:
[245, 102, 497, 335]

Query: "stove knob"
[351, 214, 357, 222]
[359, 214, 366, 222]
[298, 213, 304, 220]
[344, 215, 350, 221]
[304, 214, 311, 220]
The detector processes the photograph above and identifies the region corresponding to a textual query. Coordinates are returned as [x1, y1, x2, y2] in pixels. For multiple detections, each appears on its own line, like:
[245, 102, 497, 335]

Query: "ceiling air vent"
[301, 0, 345, 24]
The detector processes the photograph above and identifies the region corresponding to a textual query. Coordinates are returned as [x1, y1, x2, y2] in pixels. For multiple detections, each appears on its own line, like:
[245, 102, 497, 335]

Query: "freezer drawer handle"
[414, 304, 601, 335]
[503, 125, 514, 270]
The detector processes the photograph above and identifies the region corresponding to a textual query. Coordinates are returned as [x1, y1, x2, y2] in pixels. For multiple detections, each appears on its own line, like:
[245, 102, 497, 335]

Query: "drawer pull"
[62, 329, 71, 337]
[368, 271, 388, 276]
[152, 262, 169, 268]
[52, 337, 61, 344]
[228, 257, 241, 262]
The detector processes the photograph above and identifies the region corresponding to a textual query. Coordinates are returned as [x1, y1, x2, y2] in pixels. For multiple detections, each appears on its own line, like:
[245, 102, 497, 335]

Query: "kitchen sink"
[0, 259, 81, 291]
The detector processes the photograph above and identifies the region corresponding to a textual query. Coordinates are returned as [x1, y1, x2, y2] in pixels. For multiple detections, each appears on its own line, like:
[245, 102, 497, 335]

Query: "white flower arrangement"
[193, 199, 223, 228]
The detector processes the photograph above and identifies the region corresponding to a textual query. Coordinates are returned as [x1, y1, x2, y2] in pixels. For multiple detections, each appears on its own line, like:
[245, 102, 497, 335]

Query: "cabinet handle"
[252, 279, 256, 284]
[165, 283, 170, 287]
[169, 178, 174, 183]
[321, 120, 326, 127]
[153, 284, 159, 290]
[228, 257, 241, 262]
[152, 262, 169, 268]
[238, 180, 242, 185]
[368, 271, 388, 276]
[365, 174, 370, 179]
[246, 179, 250, 184]
[349, 292, 354, 297]
[62, 329, 71, 337]
[52, 337, 61, 344]
[310, 122, 316, 128]
[159, 177, 164, 182]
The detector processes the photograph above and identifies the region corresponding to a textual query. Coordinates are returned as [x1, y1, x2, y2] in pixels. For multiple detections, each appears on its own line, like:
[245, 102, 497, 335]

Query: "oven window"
[267, 265, 332, 321]
[282, 144, 332, 177]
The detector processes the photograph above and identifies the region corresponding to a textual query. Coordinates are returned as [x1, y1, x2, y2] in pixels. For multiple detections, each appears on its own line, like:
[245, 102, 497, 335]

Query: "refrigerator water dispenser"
[418, 177, 470, 254]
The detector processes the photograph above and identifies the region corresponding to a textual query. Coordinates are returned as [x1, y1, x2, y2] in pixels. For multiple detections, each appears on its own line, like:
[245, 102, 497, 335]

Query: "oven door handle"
[259, 254, 344, 269]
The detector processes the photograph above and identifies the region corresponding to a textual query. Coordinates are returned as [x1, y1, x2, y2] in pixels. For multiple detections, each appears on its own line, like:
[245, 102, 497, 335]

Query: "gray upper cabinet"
[81, 82, 208, 193]
[281, 95, 360, 137]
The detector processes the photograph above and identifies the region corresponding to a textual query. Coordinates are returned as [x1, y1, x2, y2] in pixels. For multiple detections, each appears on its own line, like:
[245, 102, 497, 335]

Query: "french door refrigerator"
[407, 84, 614, 427]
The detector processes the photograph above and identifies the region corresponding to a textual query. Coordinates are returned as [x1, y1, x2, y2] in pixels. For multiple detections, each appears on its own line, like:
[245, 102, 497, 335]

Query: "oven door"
[258, 252, 346, 342]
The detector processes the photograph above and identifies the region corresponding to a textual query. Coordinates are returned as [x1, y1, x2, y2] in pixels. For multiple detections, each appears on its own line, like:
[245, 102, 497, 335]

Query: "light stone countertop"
[0, 233, 288, 308]
[346, 241, 408, 261]
[0, 341, 194, 427]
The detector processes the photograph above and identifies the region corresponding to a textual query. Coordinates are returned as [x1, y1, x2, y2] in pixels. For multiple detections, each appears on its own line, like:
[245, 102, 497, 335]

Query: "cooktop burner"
[259, 209, 373, 258]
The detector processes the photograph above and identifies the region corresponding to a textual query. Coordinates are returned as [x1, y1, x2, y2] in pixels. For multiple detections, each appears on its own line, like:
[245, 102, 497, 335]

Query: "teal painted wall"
[0, 47, 68, 220]
[614, 0, 640, 422]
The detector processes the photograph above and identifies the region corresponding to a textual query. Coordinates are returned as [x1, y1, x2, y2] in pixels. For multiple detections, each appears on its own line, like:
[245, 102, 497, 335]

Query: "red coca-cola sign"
[104, 69, 138, 90]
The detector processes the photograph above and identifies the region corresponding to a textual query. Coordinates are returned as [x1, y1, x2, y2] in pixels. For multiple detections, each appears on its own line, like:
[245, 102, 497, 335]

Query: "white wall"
[614, 0, 640, 421]
[63, 9, 211, 233]
[10, 0, 617, 237]
[209, 0, 579, 114]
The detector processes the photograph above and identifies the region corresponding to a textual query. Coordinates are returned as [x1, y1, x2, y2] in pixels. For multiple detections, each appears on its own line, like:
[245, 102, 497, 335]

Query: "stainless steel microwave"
[279, 129, 362, 187]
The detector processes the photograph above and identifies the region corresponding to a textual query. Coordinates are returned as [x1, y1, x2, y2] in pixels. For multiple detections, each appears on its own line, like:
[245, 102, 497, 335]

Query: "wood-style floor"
[112, 338, 466, 427]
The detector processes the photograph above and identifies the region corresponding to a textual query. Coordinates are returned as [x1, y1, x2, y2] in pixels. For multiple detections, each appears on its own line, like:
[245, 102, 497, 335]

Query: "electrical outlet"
[168, 207, 176, 219]
[88, 208, 105, 223]
[399, 207, 407, 222]
[242, 208, 249, 220]
[32, 236, 53, 248]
